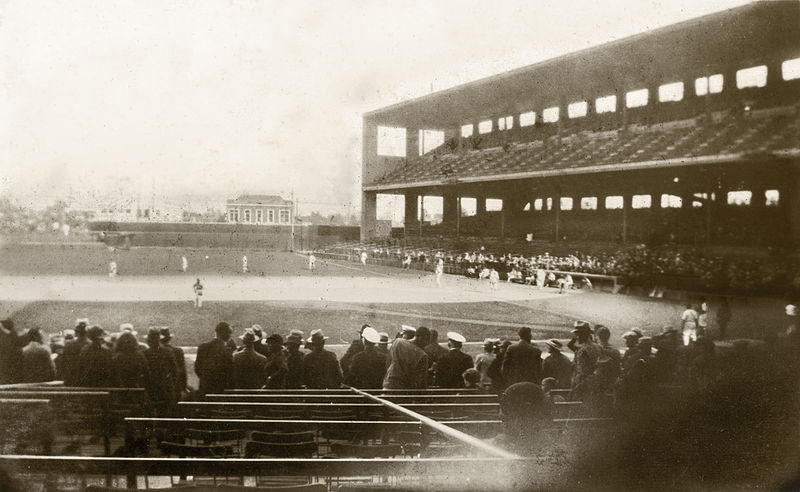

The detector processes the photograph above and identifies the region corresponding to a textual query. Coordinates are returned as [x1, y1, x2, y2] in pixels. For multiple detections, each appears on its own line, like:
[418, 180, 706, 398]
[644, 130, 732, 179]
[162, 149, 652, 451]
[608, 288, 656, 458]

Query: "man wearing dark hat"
[263, 334, 287, 389]
[570, 321, 602, 389]
[340, 323, 369, 379]
[383, 326, 430, 389]
[144, 327, 178, 415]
[435, 332, 474, 388]
[345, 327, 387, 389]
[424, 329, 449, 365]
[302, 329, 342, 389]
[160, 327, 187, 399]
[0, 319, 25, 384]
[542, 339, 573, 389]
[59, 319, 90, 386]
[231, 328, 267, 389]
[284, 329, 305, 389]
[194, 322, 234, 396]
[502, 327, 543, 386]
[595, 325, 621, 380]
[621, 330, 641, 376]
[21, 328, 56, 383]
[78, 325, 113, 387]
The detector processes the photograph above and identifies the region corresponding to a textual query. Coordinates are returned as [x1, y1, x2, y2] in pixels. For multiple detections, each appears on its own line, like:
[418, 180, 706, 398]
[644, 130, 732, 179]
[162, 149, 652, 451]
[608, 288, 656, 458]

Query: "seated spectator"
[498, 382, 553, 454]
[474, 338, 497, 389]
[462, 368, 484, 391]
[21, 328, 55, 383]
[541, 377, 565, 403]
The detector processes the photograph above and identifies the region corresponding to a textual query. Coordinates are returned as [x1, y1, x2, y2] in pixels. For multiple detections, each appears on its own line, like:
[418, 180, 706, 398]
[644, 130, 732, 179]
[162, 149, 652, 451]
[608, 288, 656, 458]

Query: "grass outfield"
[0, 300, 573, 348]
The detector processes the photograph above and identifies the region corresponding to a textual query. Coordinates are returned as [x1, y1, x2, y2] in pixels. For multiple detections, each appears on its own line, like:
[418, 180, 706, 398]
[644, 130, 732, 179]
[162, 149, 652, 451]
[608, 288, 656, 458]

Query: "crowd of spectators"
[349, 243, 800, 295]
[0, 199, 88, 236]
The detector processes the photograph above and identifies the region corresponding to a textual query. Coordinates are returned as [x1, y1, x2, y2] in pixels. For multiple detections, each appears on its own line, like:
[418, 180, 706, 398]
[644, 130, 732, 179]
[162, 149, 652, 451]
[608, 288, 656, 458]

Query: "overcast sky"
[0, 0, 751, 213]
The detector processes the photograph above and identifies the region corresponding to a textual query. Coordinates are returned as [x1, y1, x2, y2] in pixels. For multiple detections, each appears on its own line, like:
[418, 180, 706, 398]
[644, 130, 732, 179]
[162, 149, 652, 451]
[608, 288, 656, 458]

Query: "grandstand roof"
[227, 194, 292, 206]
[364, 1, 800, 129]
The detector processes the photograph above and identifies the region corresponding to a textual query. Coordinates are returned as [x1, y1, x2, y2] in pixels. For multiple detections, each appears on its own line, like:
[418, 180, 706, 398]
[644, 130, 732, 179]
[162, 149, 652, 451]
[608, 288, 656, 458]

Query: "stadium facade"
[361, 2, 800, 249]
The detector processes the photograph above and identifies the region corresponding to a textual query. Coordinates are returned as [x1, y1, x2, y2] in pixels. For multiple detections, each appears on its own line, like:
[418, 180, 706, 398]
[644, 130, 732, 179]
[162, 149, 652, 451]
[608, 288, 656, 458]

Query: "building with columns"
[361, 1, 800, 248]
[226, 194, 294, 225]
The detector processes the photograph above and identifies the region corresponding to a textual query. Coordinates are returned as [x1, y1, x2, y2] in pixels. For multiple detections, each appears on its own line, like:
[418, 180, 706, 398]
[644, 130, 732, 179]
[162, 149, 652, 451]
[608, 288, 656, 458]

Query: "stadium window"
[486, 199, 503, 212]
[533, 199, 543, 211]
[497, 115, 513, 131]
[460, 197, 476, 217]
[419, 129, 444, 154]
[782, 58, 800, 81]
[519, 111, 536, 127]
[523, 202, 530, 212]
[580, 197, 597, 210]
[267, 210, 274, 223]
[595, 95, 616, 114]
[243, 209, 251, 223]
[546, 197, 553, 211]
[568, 101, 588, 119]
[695, 74, 723, 95]
[377, 126, 406, 157]
[631, 194, 651, 209]
[736, 65, 767, 89]
[625, 88, 648, 108]
[727, 190, 752, 206]
[256, 209, 263, 223]
[461, 124, 474, 138]
[661, 194, 682, 209]
[543, 107, 559, 123]
[658, 82, 684, 102]
[478, 120, 493, 134]
[765, 190, 780, 207]
[279, 210, 290, 223]
[692, 193, 707, 208]
[229, 210, 239, 222]
[605, 196, 623, 210]
[560, 197, 573, 211]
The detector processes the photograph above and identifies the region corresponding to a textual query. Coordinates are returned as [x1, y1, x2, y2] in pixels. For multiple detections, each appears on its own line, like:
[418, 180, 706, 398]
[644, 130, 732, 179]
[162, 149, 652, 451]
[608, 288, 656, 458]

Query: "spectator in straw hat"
[160, 327, 187, 398]
[435, 332, 473, 388]
[502, 327, 543, 386]
[263, 334, 287, 389]
[383, 326, 430, 389]
[474, 338, 497, 389]
[231, 328, 267, 389]
[345, 327, 386, 389]
[340, 323, 370, 379]
[570, 321, 602, 390]
[284, 330, 305, 389]
[21, 328, 55, 383]
[302, 329, 342, 389]
[144, 327, 178, 415]
[250, 325, 268, 357]
[78, 325, 113, 387]
[542, 339, 573, 389]
[195, 322, 234, 396]
[60, 319, 90, 386]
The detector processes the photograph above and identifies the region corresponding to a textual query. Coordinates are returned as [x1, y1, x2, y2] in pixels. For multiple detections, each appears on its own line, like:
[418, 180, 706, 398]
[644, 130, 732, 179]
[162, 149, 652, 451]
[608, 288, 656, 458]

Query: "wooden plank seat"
[206, 393, 498, 404]
[181, 402, 501, 420]
[184, 428, 248, 446]
[329, 442, 403, 459]
[245, 440, 318, 458]
[86, 484, 327, 492]
[0, 398, 53, 455]
[251, 431, 316, 444]
[159, 441, 234, 458]
[224, 388, 479, 395]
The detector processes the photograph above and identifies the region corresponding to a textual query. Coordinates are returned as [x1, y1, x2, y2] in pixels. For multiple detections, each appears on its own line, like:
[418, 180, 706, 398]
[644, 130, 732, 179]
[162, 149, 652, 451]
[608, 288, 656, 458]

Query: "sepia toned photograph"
[1, 0, 799, 490]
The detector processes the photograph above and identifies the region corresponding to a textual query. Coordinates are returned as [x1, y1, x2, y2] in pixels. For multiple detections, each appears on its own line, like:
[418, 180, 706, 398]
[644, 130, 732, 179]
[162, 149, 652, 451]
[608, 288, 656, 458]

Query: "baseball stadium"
[1, 2, 799, 491]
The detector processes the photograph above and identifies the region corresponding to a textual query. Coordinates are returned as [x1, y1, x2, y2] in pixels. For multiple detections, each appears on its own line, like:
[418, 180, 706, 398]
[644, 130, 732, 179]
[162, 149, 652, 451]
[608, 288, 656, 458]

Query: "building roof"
[227, 195, 292, 206]
[364, 1, 800, 129]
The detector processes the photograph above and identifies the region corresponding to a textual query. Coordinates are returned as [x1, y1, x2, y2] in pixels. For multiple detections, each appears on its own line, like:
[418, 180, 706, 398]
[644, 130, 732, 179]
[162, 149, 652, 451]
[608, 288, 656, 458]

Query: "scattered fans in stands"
[194, 322, 234, 396]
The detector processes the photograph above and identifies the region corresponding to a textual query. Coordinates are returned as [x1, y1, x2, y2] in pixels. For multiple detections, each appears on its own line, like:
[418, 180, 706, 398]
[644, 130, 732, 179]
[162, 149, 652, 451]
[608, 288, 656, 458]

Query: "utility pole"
[290, 189, 295, 252]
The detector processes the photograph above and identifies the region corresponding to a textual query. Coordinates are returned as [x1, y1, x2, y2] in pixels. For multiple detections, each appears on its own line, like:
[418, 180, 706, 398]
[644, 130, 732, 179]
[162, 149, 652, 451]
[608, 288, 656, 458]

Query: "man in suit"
[383, 326, 430, 389]
[340, 323, 370, 379]
[78, 325, 113, 387]
[501, 326, 543, 386]
[284, 330, 305, 389]
[345, 327, 387, 389]
[144, 327, 178, 416]
[542, 339, 573, 389]
[194, 322, 234, 396]
[160, 327, 187, 398]
[302, 329, 342, 389]
[231, 328, 267, 389]
[59, 319, 90, 386]
[435, 332, 474, 388]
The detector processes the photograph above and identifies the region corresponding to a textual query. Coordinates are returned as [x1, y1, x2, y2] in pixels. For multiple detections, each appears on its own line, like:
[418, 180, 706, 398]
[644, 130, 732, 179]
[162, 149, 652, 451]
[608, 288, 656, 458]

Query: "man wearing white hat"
[400, 325, 416, 340]
[345, 327, 387, 389]
[435, 332, 473, 388]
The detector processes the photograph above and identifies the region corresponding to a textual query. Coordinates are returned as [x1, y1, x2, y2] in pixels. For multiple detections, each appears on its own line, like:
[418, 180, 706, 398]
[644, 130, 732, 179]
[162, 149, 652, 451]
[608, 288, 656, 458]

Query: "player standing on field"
[181, 256, 188, 273]
[193, 278, 204, 308]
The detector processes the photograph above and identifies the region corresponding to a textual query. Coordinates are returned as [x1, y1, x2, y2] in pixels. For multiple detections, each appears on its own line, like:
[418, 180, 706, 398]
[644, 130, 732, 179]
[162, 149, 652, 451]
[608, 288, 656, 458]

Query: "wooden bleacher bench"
[224, 388, 480, 395]
[0, 398, 53, 455]
[206, 393, 498, 404]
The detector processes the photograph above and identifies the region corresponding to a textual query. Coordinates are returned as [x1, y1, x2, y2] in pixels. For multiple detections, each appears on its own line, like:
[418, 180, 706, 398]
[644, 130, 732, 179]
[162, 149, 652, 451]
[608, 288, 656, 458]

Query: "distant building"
[226, 194, 294, 225]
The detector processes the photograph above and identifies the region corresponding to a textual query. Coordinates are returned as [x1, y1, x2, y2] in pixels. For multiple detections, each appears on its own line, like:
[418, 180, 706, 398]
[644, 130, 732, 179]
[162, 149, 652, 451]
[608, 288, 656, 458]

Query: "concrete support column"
[406, 129, 419, 160]
[785, 162, 800, 248]
[361, 191, 377, 242]
[622, 194, 631, 243]
[404, 191, 419, 236]
[554, 193, 562, 242]
[443, 192, 458, 233]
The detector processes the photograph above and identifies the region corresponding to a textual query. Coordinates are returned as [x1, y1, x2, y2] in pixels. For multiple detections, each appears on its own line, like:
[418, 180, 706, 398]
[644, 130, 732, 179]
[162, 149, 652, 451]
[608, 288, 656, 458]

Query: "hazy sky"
[0, 0, 751, 213]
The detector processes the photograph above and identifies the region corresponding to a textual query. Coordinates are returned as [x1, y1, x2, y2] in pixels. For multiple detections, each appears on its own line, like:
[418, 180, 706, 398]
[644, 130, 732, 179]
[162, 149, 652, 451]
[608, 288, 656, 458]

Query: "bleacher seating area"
[374, 106, 799, 187]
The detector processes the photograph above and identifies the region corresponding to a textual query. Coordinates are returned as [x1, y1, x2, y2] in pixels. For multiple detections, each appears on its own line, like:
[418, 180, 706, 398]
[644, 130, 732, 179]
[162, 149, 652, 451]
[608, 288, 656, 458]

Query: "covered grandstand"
[361, 1, 800, 248]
